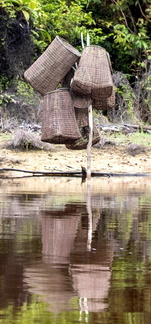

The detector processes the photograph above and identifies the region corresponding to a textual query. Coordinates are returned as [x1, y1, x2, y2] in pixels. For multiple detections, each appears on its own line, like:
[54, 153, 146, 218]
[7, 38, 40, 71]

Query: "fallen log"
[0, 167, 151, 178]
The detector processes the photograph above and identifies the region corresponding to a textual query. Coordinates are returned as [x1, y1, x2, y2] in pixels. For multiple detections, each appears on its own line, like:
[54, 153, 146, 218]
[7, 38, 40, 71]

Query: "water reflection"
[0, 177, 151, 323]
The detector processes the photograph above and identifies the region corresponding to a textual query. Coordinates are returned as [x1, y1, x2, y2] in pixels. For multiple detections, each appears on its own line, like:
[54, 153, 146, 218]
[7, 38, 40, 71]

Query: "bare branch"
[138, 0, 151, 21]
[111, 0, 136, 34]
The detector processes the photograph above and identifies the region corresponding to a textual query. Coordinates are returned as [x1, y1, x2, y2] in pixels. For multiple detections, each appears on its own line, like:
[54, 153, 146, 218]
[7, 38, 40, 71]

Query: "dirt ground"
[0, 140, 151, 176]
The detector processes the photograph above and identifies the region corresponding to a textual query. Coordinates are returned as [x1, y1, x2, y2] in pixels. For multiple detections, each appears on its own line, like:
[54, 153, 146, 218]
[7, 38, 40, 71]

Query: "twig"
[81, 32, 85, 49]
[138, 0, 150, 21]
[111, 0, 135, 34]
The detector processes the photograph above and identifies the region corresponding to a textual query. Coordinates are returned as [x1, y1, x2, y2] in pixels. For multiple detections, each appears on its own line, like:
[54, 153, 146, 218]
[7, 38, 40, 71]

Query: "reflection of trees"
[0, 217, 41, 308]
[1, 180, 151, 323]
[95, 199, 151, 318]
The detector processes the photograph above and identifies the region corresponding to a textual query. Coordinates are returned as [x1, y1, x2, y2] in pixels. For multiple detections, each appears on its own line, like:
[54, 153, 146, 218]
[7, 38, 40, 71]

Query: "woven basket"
[71, 46, 113, 99]
[71, 91, 92, 109]
[24, 36, 81, 95]
[41, 88, 81, 144]
[66, 107, 100, 150]
[92, 88, 115, 110]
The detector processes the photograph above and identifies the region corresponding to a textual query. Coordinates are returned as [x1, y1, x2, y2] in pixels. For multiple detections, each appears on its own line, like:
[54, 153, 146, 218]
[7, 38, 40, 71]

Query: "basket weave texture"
[24, 36, 81, 95]
[92, 88, 115, 110]
[71, 46, 113, 99]
[66, 107, 100, 149]
[41, 89, 81, 144]
[71, 91, 92, 109]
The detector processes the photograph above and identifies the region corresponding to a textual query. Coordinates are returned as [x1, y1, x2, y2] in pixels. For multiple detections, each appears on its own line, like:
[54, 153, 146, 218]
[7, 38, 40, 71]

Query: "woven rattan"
[24, 36, 81, 95]
[71, 91, 92, 109]
[71, 46, 113, 99]
[41, 88, 81, 144]
[92, 88, 115, 110]
[66, 107, 100, 149]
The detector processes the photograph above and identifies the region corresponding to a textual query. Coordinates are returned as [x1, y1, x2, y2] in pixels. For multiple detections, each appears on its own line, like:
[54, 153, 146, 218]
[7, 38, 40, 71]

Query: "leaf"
[22, 10, 30, 21]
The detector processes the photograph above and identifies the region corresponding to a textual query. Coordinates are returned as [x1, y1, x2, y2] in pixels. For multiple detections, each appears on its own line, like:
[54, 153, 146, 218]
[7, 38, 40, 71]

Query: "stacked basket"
[24, 36, 115, 148]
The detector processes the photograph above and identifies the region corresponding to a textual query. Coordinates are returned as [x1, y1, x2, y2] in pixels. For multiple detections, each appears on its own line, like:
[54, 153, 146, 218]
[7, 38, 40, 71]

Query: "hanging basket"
[24, 36, 81, 95]
[92, 88, 115, 110]
[71, 46, 113, 99]
[66, 107, 100, 150]
[41, 88, 81, 144]
[71, 91, 92, 109]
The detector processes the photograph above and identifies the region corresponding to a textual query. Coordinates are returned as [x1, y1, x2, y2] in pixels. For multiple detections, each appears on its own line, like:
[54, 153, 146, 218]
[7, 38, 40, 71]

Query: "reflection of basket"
[24, 36, 81, 95]
[66, 108, 100, 150]
[71, 46, 113, 99]
[92, 88, 115, 110]
[41, 88, 81, 144]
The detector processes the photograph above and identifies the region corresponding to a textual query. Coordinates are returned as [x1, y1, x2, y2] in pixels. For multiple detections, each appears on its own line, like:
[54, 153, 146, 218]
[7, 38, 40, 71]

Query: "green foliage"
[0, 0, 151, 123]
[116, 83, 135, 120]
[0, 93, 16, 106]
[0, 297, 91, 324]
[109, 131, 151, 147]
[16, 79, 34, 102]
[40, 0, 94, 45]
[1, 0, 42, 21]
[0, 77, 10, 93]
[1, 0, 151, 71]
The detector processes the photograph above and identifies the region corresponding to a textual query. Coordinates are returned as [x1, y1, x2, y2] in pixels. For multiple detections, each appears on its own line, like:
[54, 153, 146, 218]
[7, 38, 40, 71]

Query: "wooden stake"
[86, 103, 93, 249]
[87, 104, 93, 180]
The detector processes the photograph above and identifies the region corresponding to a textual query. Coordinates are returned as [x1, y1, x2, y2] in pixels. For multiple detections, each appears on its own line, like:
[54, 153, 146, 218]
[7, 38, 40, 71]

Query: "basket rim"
[56, 36, 81, 57]
[83, 45, 106, 51]
[45, 87, 70, 95]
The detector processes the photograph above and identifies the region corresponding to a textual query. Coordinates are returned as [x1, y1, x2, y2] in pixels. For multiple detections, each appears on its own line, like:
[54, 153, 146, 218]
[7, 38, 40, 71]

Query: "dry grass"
[126, 143, 147, 156]
[6, 130, 57, 151]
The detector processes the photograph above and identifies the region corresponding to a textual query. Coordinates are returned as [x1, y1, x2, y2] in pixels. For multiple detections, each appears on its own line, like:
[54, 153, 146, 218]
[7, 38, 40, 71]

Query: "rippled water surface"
[0, 177, 151, 324]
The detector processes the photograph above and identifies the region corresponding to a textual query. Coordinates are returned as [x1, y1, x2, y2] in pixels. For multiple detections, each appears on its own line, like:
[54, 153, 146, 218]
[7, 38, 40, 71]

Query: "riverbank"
[0, 131, 151, 176]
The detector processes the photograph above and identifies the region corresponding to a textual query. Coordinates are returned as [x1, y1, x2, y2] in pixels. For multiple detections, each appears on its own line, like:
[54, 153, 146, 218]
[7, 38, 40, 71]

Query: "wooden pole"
[86, 103, 93, 250]
[87, 104, 93, 180]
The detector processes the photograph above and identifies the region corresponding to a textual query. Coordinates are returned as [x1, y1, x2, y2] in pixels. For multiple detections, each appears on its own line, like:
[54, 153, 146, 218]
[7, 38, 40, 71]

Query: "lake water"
[0, 176, 151, 324]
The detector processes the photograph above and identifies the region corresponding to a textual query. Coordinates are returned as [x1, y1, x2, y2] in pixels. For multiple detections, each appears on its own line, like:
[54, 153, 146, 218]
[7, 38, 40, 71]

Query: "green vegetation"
[0, 0, 151, 124]
[108, 131, 151, 147]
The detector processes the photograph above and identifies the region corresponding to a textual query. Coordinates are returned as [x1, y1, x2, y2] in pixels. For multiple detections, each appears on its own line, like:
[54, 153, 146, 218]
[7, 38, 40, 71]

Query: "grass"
[0, 130, 150, 150]
[0, 132, 11, 144]
[107, 131, 151, 148]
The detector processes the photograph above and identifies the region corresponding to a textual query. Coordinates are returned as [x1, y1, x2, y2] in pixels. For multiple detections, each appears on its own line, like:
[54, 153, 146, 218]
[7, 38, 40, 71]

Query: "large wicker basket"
[71, 46, 113, 99]
[92, 88, 115, 110]
[66, 107, 100, 150]
[41, 88, 81, 144]
[24, 36, 81, 95]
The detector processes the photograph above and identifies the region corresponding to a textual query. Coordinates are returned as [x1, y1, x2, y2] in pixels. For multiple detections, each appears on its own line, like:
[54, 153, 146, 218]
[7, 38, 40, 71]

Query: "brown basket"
[71, 46, 113, 99]
[24, 36, 81, 95]
[71, 91, 92, 109]
[41, 88, 81, 144]
[92, 88, 115, 110]
[66, 107, 100, 150]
